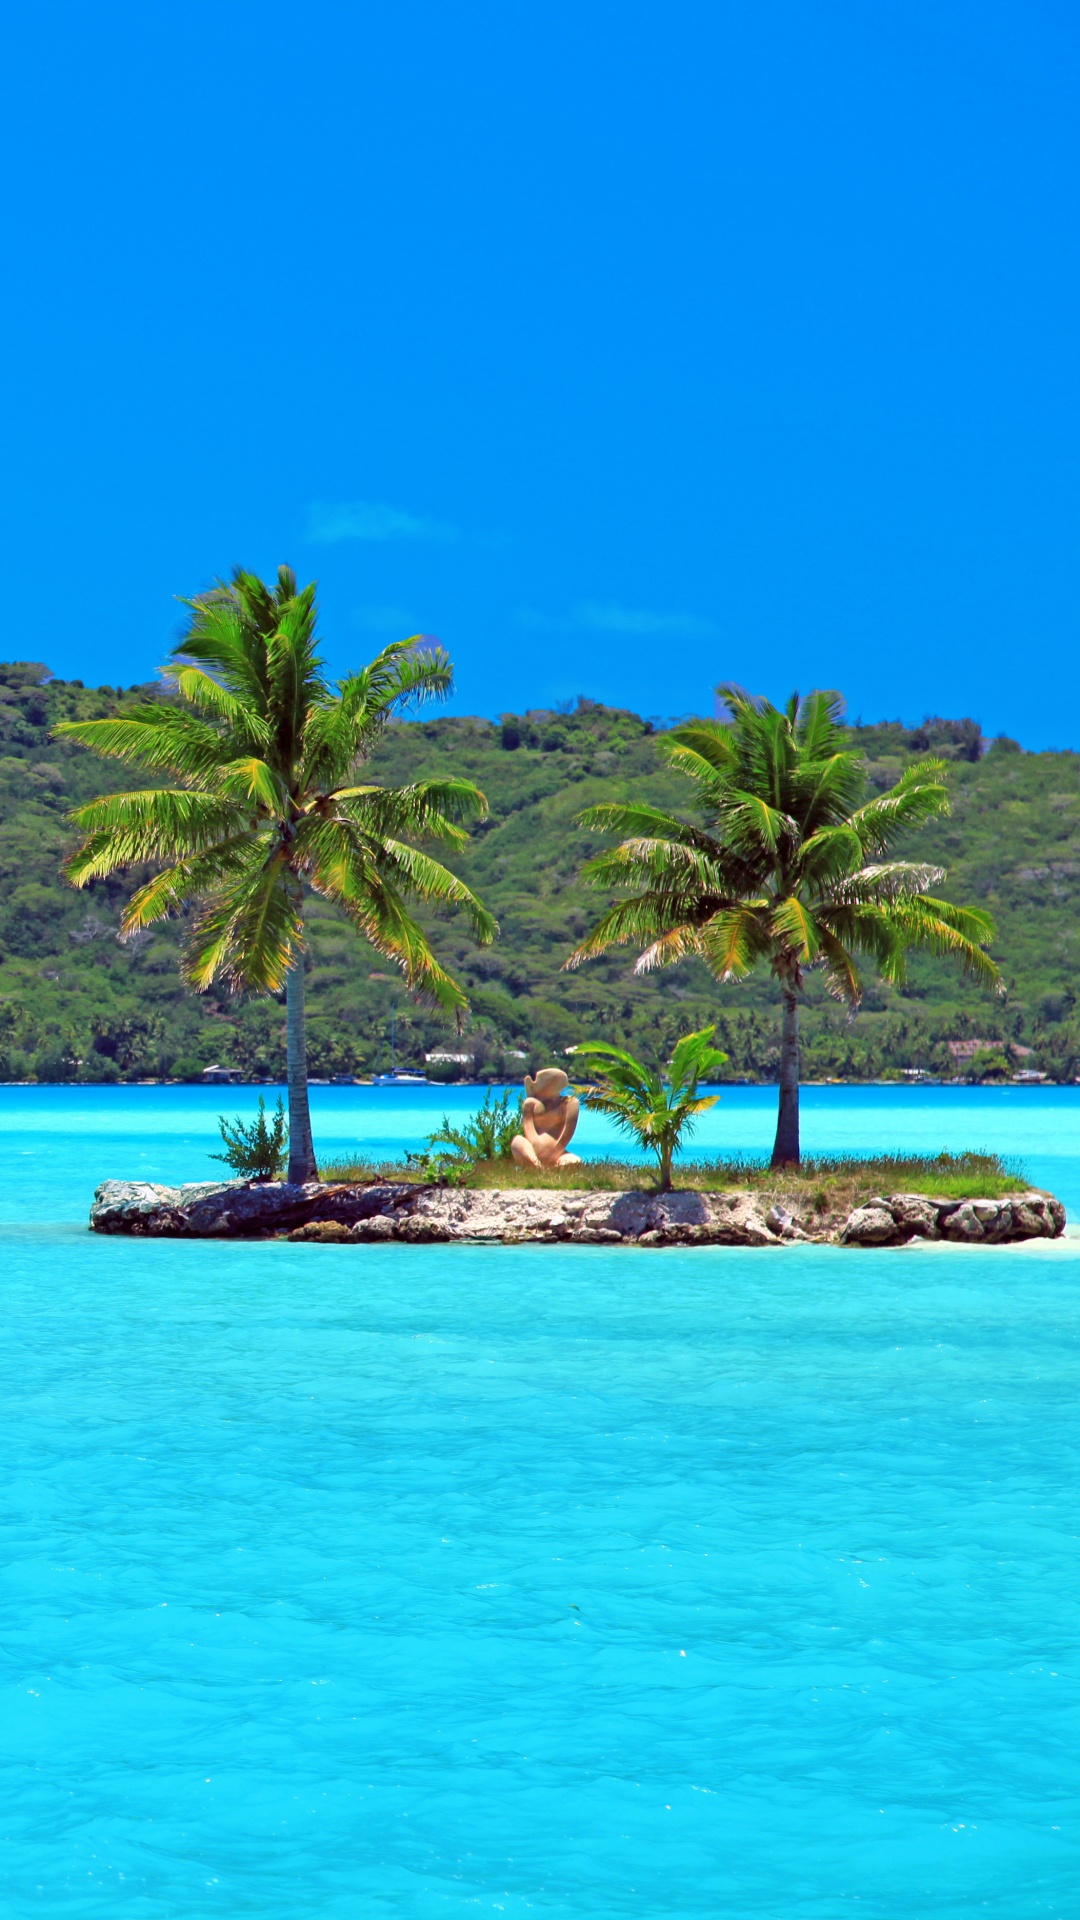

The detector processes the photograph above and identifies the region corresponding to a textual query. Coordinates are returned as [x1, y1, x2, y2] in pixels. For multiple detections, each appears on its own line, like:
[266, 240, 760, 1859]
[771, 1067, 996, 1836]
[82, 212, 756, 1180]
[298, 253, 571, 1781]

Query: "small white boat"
[372, 1009, 427, 1086]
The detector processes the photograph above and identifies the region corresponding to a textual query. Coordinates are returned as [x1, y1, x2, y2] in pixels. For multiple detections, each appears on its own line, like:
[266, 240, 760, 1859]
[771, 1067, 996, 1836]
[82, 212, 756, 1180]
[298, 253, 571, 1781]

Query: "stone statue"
[510, 1066, 582, 1170]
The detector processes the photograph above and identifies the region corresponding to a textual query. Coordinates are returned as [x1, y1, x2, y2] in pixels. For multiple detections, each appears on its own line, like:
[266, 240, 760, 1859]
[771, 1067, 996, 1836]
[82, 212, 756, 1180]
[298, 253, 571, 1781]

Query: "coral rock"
[840, 1205, 899, 1246]
[887, 1194, 942, 1239]
[90, 1178, 1065, 1249]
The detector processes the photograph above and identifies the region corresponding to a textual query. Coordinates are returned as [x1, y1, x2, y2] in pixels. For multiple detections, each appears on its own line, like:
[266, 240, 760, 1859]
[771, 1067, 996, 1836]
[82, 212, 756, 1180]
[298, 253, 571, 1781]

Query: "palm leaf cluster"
[55, 567, 496, 1005]
[572, 1026, 729, 1189]
[568, 685, 1001, 1165]
[568, 685, 999, 1004]
[55, 566, 499, 1183]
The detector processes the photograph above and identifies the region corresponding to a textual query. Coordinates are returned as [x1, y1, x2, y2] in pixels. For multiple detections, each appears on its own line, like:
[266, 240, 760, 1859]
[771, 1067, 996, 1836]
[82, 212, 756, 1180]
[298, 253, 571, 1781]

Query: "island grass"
[318, 1158, 429, 1186]
[317, 1150, 1026, 1223]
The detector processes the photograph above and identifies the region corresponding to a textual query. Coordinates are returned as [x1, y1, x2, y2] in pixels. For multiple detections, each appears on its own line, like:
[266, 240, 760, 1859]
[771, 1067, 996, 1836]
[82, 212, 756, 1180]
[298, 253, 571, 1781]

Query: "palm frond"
[796, 751, 869, 832]
[669, 1024, 728, 1087]
[634, 923, 708, 973]
[171, 668, 270, 745]
[331, 777, 488, 846]
[265, 584, 322, 766]
[714, 682, 760, 725]
[331, 874, 471, 1012]
[890, 896, 1003, 990]
[795, 824, 865, 886]
[301, 817, 497, 946]
[663, 720, 737, 776]
[574, 800, 712, 847]
[345, 639, 455, 723]
[214, 757, 287, 811]
[579, 836, 732, 897]
[695, 905, 772, 980]
[298, 641, 454, 789]
[833, 860, 947, 903]
[564, 894, 688, 968]
[362, 838, 498, 944]
[770, 895, 822, 963]
[571, 1041, 663, 1095]
[63, 790, 250, 882]
[849, 759, 951, 854]
[816, 901, 909, 980]
[181, 849, 299, 992]
[718, 788, 792, 855]
[174, 587, 270, 713]
[119, 836, 266, 933]
[815, 927, 864, 1006]
[793, 688, 847, 755]
[661, 742, 735, 805]
[53, 707, 230, 780]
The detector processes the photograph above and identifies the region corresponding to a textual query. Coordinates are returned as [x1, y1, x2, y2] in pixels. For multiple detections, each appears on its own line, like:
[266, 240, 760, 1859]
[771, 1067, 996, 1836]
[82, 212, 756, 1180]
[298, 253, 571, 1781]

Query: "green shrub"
[426, 1088, 523, 1163]
[404, 1150, 475, 1186]
[211, 1096, 288, 1180]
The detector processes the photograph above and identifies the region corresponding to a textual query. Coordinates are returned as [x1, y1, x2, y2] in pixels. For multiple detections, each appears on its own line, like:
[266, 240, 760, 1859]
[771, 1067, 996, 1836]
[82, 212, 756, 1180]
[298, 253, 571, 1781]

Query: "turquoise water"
[2, 1090, 1080, 1915]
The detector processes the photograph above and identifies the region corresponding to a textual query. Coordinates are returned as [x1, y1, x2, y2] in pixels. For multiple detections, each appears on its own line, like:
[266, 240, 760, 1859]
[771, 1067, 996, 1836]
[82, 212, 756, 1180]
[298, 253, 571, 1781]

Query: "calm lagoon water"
[2, 1087, 1079, 1916]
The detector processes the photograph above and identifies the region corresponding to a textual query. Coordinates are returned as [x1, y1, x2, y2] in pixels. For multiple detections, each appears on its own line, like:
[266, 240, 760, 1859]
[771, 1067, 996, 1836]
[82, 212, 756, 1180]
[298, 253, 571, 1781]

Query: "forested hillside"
[1, 661, 1078, 1083]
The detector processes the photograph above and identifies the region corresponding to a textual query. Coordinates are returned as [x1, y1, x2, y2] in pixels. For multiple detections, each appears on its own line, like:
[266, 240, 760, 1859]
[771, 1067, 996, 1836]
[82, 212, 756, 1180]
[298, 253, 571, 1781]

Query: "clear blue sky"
[4, 1, 1078, 743]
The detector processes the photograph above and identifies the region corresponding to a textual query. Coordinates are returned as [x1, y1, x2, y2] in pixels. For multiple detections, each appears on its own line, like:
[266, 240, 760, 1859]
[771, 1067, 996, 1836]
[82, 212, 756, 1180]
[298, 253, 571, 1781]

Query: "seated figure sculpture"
[510, 1066, 582, 1170]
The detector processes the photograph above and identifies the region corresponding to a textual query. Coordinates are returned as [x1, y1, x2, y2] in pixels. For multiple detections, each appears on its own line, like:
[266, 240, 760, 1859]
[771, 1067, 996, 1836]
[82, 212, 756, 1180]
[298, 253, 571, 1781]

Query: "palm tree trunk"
[286, 959, 317, 1185]
[771, 990, 800, 1167]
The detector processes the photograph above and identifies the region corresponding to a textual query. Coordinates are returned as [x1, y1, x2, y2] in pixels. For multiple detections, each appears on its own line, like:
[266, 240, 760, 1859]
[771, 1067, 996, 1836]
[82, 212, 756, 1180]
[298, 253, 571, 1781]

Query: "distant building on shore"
[946, 1039, 995, 1063]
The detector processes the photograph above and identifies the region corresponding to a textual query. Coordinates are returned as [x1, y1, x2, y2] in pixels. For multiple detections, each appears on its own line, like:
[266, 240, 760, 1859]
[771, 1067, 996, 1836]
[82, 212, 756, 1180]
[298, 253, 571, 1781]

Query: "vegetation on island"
[0, 653, 1076, 1087]
[314, 1148, 1022, 1227]
[570, 1027, 728, 1190]
[568, 688, 998, 1163]
[212, 1095, 289, 1180]
[53, 570, 495, 1179]
[425, 1086, 523, 1163]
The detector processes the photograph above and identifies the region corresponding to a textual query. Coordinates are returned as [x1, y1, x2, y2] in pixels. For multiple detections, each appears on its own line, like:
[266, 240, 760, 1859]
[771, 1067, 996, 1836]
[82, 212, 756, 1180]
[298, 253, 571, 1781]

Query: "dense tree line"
[0, 663, 1076, 1084]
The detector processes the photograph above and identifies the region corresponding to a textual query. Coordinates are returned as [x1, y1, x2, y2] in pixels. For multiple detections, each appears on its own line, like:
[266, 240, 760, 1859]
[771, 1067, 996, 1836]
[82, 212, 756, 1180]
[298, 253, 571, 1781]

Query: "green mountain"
[1, 663, 1076, 1083]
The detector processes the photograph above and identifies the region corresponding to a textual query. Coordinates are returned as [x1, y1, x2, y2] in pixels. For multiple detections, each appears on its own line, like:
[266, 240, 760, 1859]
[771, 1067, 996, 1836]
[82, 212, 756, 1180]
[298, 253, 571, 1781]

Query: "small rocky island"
[90, 1179, 1066, 1247]
[93, 1060, 1069, 1249]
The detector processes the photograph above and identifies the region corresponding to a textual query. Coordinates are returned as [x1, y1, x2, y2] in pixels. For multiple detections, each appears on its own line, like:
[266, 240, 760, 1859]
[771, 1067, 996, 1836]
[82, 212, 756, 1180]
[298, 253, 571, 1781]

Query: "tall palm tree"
[566, 686, 1001, 1166]
[55, 566, 496, 1182]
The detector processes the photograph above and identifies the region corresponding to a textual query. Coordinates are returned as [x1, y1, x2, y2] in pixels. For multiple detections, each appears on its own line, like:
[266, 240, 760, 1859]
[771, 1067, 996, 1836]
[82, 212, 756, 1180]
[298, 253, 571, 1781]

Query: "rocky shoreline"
[90, 1179, 1066, 1247]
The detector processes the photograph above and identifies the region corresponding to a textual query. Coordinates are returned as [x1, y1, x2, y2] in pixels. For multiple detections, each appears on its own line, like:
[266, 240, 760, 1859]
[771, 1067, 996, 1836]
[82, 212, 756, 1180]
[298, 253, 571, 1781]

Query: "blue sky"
[4, 0, 1078, 743]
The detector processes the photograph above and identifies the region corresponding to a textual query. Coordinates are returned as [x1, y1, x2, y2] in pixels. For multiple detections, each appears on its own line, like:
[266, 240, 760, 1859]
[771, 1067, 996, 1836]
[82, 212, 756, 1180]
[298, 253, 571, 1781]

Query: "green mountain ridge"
[0, 664, 1077, 1084]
